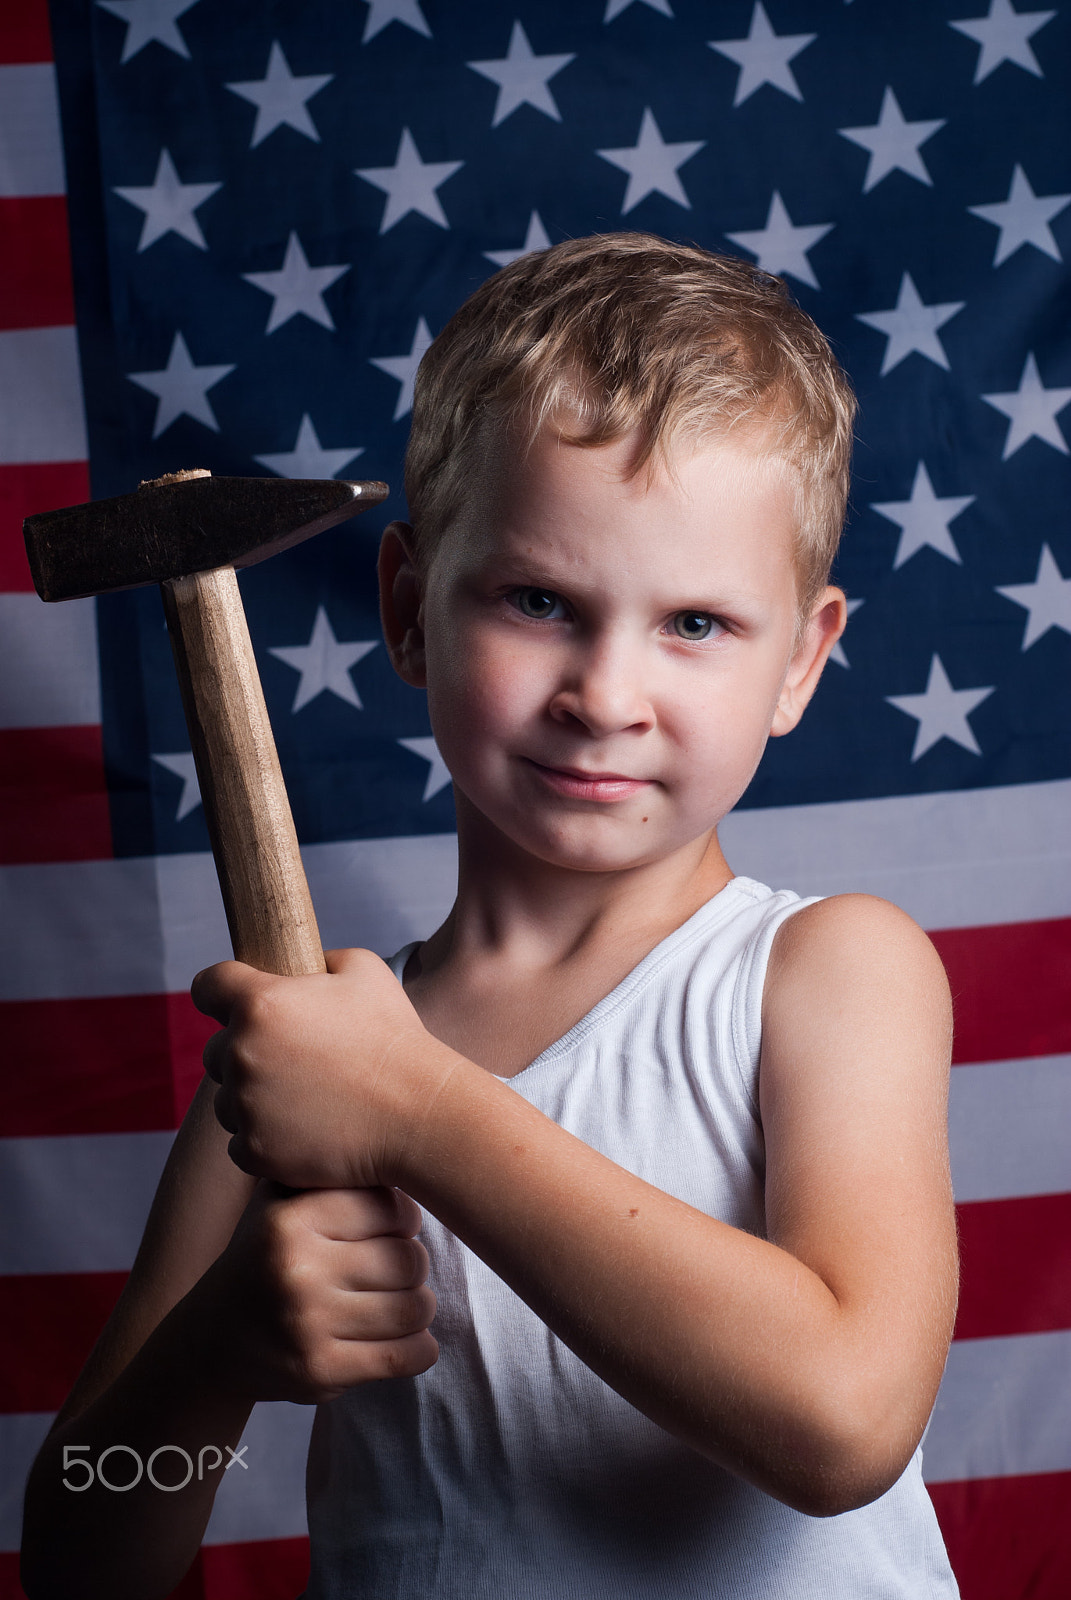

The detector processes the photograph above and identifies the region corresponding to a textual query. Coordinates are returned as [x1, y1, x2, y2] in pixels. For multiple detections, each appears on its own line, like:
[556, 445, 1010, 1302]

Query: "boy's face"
[385, 427, 844, 875]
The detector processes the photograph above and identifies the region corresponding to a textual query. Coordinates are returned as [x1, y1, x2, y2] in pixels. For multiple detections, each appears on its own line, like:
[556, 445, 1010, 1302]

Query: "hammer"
[24, 468, 388, 979]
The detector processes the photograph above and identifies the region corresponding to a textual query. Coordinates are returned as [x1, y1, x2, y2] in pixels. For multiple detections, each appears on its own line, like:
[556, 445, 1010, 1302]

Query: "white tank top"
[303, 877, 959, 1599]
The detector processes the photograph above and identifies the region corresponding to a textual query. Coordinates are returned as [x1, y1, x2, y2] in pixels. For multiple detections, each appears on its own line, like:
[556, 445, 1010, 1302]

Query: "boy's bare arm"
[198, 895, 957, 1517]
[20, 1080, 257, 1600]
[21, 1079, 437, 1600]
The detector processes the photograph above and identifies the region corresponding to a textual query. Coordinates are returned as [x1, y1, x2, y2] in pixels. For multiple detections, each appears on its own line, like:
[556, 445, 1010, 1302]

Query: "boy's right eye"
[510, 587, 565, 620]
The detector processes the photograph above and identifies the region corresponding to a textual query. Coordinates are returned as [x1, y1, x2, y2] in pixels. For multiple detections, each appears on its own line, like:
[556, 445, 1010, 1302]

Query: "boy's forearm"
[21, 1283, 253, 1600]
[391, 1046, 919, 1515]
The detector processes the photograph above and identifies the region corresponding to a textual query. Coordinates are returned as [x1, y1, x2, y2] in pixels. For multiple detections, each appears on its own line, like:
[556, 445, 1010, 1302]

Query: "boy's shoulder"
[768, 891, 945, 977]
[761, 891, 952, 1063]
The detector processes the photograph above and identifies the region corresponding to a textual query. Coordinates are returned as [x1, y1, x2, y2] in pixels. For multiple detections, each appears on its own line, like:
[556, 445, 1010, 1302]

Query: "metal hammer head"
[23, 470, 389, 602]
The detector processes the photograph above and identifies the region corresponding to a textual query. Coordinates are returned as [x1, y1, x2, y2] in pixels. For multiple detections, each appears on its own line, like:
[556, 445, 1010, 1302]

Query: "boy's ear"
[770, 586, 848, 738]
[378, 522, 426, 688]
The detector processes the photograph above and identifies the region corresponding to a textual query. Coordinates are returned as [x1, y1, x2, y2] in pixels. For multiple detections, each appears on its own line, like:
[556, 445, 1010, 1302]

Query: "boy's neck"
[420, 798, 734, 977]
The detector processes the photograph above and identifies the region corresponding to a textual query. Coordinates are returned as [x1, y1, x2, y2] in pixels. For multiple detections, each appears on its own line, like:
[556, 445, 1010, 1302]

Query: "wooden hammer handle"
[162, 565, 326, 978]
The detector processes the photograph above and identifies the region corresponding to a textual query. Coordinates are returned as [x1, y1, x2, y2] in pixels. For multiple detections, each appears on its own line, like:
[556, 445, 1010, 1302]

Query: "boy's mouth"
[524, 759, 650, 802]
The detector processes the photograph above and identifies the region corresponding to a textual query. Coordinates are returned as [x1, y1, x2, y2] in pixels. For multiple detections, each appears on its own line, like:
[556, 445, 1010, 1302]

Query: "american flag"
[2, 0, 1070, 1596]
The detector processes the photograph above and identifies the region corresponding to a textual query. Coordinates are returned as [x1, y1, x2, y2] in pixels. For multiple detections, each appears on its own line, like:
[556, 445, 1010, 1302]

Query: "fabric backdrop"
[2, 1, 1070, 1596]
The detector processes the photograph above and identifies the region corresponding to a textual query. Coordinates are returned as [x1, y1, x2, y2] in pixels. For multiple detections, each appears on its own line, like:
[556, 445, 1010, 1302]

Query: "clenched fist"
[198, 1182, 439, 1405]
[193, 946, 462, 1191]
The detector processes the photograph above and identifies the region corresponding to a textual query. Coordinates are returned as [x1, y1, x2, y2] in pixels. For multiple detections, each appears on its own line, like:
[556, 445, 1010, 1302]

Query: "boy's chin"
[478, 809, 709, 877]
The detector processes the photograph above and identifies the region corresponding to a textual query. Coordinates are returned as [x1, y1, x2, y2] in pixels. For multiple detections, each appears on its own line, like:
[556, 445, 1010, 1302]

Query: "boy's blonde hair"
[405, 232, 856, 610]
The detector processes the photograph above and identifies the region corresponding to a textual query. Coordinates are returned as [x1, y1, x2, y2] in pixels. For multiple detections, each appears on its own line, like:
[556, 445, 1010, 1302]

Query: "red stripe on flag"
[0, 1553, 28, 1600]
[199, 1537, 310, 1600]
[0, 1272, 126, 1412]
[929, 1471, 1071, 1600]
[931, 918, 1071, 1064]
[955, 1191, 1071, 1340]
[0, 0, 52, 65]
[0, 199, 75, 331]
[0, 1540, 310, 1600]
[0, 726, 113, 865]
[0, 461, 90, 591]
[0, 991, 213, 1138]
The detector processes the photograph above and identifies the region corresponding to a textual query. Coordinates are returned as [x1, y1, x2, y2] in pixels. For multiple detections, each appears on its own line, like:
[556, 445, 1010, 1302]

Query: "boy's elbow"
[769, 1403, 924, 1519]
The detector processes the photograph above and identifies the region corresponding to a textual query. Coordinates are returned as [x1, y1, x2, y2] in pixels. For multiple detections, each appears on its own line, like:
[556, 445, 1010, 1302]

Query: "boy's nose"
[547, 640, 655, 738]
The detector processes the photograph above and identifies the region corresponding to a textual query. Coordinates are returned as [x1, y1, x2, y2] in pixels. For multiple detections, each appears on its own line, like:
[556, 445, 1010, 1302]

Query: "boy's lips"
[524, 759, 651, 802]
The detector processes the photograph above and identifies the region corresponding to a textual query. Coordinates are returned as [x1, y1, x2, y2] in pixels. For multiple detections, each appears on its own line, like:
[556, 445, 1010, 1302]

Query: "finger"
[288, 1185, 424, 1242]
[328, 1329, 440, 1389]
[226, 1131, 269, 1179]
[329, 1283, 437, 1343]
[213, 1082, 238, 1135]
[201, 1027, 228, 1084]
[190, 959, 262, 1024]
[331, 1234, 430, 1293]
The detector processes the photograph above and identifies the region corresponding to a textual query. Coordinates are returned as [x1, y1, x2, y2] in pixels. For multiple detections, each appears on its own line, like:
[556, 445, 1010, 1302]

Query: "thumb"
[323, 946, 385, 979]
[191, 959, 265, 1023]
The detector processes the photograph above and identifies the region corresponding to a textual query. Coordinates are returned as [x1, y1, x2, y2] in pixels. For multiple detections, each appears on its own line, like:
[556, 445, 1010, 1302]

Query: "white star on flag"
[128, 331, 234, 437]
[242, 233, 349, 334]
[355, 128, 463, 233]
[370, 318, 434, 421]
[857, 273, 964, 376]
[398, 736, 452, 801]
[468, 21, 575, 127]
[97, 0, 199, 63]
[981, 353, 1071, 458]
[886, 655, 995, 761]
[113, 148, 220, 251]
[708, 2, 816, 107]
[871, 462, 974, 568]
[996, 545, 1071, 649]
[597, 108, 704, 213]
[605, 0, 673, 16]
[269, 607, 378, 713]
[254, 414, 364, 479]
[725, 191, 833, 289]
[361, 0, 431, 44]
[949, 0, 1055, 84]
[968, 165, 1070, 267]
[152, 752, 201, 820]
[226, 41, 332, 148]
[839, 86, 945, 193]
[829, 597, 864, 670]
[485, 211, 552, 268]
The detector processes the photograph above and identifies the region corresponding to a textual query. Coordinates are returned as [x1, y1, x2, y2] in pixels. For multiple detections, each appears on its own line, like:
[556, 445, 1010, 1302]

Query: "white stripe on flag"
[0, 326, 88, 463]
[923, 1329, 1071, 1483]
[0, 64, 66, 198]
[0, 1412, 51, 1550]
[0, 594, 101, 729]
[3, 780, 1069, 1003]
[950, 1055, 1071, 1204]
[0, 1131, 174, 1274]
[203, 1402, 313, 1544]
[720, 779, 1071, 930]
[159, 831, 460, 990]
[0, 858, 166, 1001]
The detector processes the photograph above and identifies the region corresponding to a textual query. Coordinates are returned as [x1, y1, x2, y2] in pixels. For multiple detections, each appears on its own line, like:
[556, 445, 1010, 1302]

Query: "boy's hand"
[200, 1181, 438, 1404]
[193, 947, 456, 1190]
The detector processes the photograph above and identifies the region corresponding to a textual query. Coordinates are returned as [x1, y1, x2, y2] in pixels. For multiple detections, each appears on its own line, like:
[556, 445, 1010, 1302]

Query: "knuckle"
[394, 1285, 436, 1333]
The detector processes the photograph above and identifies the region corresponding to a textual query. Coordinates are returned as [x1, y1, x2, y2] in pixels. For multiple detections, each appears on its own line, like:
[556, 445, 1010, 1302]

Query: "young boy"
[22, 234, 960, 1599]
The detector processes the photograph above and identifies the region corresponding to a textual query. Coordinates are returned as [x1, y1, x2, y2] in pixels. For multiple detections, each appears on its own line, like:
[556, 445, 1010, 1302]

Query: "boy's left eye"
[511, 587, 565, 620]
[671, 611, 720, 641]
